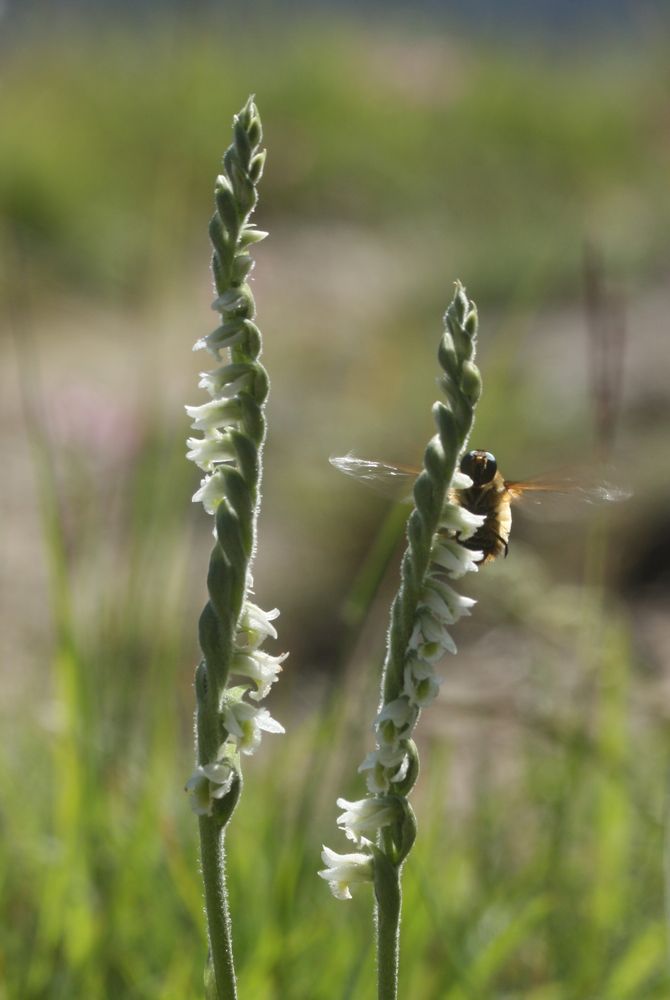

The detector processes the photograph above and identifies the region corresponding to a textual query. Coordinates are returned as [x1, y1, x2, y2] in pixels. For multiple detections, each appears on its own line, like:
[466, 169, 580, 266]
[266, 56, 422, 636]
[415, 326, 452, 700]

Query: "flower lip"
[185, 758, 236, 816]
[192, 471, 228, 514]
[403, 657, 442, 707]
[439, 501, 486, 540]
[430, 537, 482, 578]
[358, 745, 410, 793]
[232, 649, 287, 701]
[318, 845, 374, 900]
[187, 432, 236, 471]
[221, 693, 285, 755]
[335, 796, 399, 844]
[235, 602, 280, 650]
[186, 397, 242, 431]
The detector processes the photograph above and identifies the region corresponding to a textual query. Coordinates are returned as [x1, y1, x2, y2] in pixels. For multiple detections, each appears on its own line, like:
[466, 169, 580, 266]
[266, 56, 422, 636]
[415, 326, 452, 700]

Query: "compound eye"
[479, 452, 497, 484]
[459, 450, 497, 485]
[459, 450, 478, 479]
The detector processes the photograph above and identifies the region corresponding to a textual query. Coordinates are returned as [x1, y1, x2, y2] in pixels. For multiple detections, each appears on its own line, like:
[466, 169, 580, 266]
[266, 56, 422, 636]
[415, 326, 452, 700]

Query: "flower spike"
[322, 282, 484, 1000]
[185, 98, 286, 999]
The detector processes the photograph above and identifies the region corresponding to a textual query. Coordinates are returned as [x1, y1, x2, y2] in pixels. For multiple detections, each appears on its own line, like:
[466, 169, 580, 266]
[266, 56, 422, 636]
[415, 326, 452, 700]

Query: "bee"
[330, 450, 629, 565]
[455, 449, 512, 563]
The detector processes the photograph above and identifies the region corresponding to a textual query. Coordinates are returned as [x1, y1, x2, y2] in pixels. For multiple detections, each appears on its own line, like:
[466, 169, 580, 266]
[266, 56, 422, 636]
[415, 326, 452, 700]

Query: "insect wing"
[329, 455, 419, 501]
[504, 473, 631, 521]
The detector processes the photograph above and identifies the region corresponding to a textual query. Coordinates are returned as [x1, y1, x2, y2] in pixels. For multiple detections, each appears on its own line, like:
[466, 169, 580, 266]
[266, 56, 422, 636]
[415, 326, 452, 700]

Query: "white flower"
[358, 745, 410, 794]
[451, 470, 474, 490]
[193, 320, 246, 356]
[318, 846, 374, 900]
[198, 365, 252, 398]
[336, 796, 399, 845]
[186, 431, 236, 471]
[409, 610, 457, 661]
[403, 657, 442, 707]
[419, 578, 476, 626]
[186, 398, 242, 432]
[375, 697, 418, 746]
[430, 537, 482, 578]
[211, 288, 249, 315]
[439, 501, 485, 540]
[232, 649, 287, 701]
[221, 692, 285, 755]
[235, 602, 280, 651]
[185, 757, 235, 816]
[192, 471, 227, 514]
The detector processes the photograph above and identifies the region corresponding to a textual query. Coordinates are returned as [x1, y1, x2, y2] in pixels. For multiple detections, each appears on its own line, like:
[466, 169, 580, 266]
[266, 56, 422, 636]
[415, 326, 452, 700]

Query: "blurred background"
[2, 1, 670, 997]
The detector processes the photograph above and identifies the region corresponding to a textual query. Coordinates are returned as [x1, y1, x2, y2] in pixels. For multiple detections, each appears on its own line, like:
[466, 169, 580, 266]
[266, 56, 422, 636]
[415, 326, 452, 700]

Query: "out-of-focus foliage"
[1, 16, 669, 303]
[3, 414, 670, 996]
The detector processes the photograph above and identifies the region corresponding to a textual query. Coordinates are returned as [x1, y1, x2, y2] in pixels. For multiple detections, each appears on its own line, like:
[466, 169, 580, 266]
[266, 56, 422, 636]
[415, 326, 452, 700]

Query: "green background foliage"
[2, 7, 670, 998]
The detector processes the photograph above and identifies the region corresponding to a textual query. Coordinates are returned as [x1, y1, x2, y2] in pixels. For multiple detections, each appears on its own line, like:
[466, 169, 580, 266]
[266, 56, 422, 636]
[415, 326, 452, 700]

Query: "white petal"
[451, 471, 474, 490]
[186, 398, 242, 431]
[439, 501, 485, 539]
[404, 659, 442, 707]
[198, 365, 252, 397]
[236, 602, 280, 650]
[255, 707, 285, 734]
[431, 538, 482, 578]
[186, 432, 236, 471]
[192, 471, 227, 514]
[318, 845, 374, 899]
[335, 796, 398, 843]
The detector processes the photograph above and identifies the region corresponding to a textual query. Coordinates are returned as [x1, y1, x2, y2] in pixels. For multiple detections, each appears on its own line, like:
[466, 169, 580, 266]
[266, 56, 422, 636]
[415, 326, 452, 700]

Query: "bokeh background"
[2, 2, 670, 997]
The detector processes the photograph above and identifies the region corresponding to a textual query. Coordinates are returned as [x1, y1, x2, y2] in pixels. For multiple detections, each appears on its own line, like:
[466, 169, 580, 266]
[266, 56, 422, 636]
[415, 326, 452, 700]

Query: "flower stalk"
[320, 282, 483, 1000]
[185, 98, 285, 999]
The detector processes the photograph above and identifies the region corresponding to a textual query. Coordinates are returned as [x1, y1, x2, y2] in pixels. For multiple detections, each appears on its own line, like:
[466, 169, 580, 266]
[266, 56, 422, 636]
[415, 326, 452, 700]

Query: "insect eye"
[459, 451, 478, 479]
[479, 452, 497, 484]
[459, 450, 497, 485]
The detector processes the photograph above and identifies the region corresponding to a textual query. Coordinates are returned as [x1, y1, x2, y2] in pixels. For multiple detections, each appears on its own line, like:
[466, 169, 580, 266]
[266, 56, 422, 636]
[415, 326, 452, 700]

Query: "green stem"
[199, 820, 237, 999]
[375, 859, 402, 1000]
[195, 661, 242, 998]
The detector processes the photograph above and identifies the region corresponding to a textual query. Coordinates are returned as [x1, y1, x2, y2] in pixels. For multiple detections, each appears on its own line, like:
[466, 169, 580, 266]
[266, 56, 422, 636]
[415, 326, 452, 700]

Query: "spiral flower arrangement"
[319, 282, 483, 1000]
[184, 98, 285, 998]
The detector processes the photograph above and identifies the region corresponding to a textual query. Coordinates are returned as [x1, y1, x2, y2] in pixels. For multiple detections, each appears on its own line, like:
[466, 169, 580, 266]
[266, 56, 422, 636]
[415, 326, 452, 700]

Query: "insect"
[330, 450, 630, 565]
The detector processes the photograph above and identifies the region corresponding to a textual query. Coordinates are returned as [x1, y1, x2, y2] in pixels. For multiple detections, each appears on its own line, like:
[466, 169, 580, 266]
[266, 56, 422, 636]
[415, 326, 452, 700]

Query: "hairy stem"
[375, 857, 402, 1000]
[199, 822, 237, 1000]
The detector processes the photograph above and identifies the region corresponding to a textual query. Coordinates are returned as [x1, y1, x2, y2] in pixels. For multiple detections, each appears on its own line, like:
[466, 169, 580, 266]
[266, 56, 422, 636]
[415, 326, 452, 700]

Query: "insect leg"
[493, 531, 509, 557]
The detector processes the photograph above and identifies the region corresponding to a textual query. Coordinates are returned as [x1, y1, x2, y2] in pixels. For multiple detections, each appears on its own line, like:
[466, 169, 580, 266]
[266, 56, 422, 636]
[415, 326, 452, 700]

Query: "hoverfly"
[330, 450, 630, 565]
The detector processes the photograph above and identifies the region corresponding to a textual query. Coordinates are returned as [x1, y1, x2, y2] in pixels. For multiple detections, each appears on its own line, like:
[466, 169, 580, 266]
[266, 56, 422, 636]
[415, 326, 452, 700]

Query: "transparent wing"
[505, 473, 632, 521]
[330, 454, 632, 519]
[329, 455, 419, 501]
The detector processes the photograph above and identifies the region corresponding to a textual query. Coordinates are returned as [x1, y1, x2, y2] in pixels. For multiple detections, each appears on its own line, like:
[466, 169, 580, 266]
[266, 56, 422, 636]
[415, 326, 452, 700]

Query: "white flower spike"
[187, 97, 284, 995]
[323, 280, 485, 982]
